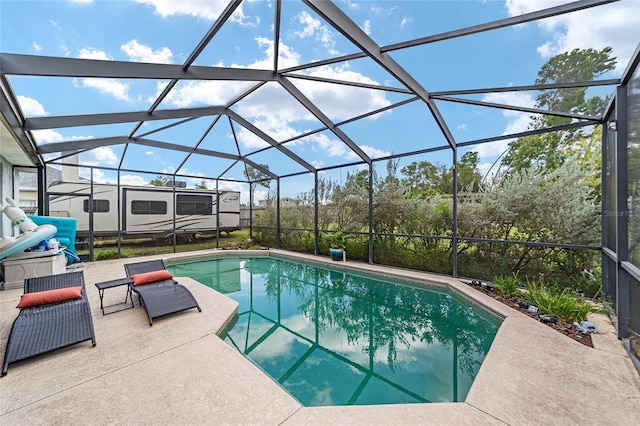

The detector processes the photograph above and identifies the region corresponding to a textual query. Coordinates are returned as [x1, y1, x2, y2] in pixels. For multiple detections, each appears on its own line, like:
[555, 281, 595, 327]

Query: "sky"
[1, 0, 639, 204]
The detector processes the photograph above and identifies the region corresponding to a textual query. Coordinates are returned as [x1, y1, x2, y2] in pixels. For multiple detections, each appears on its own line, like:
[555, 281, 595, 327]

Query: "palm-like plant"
[321, 230, 352, 250]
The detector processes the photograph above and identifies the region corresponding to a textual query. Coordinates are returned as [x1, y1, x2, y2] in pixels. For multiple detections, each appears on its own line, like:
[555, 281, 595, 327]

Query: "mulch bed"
[462, 280, 593, 348]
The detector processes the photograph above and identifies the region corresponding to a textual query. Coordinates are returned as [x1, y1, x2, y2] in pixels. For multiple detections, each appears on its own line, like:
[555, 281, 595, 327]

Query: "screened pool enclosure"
[0, 1, 638, 348]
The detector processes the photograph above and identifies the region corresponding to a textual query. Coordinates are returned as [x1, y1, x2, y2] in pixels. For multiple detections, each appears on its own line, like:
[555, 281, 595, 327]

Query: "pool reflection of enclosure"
[171, 256, 500, 406]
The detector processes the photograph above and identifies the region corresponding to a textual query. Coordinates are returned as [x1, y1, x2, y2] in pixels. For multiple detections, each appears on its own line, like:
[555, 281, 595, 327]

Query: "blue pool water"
[168, 256, 500, 406]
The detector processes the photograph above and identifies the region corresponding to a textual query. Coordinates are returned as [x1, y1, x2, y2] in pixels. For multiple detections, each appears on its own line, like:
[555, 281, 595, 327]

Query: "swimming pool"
[168, 255, 501, 406]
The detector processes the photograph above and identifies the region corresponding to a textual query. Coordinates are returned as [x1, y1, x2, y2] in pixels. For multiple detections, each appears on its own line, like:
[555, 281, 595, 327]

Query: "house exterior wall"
[0, 157, 19, 237]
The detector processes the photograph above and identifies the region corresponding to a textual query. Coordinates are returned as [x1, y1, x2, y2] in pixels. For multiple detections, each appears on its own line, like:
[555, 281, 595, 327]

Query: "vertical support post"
[171, 174, 177, 253]
[37, 166, 46, 215]
[249, 180, 254, 240]
[602, 114, 610, 295]
[368, 162, 374, 264]
[88, 168, 94, 262]
[276, 178, 281, 248]
[314, 172, 319, 256]
[452, 149, 458, 277]
[117, 170, 122, 258]
[215, 180, 220, 249]
[615, 85, 630, 339]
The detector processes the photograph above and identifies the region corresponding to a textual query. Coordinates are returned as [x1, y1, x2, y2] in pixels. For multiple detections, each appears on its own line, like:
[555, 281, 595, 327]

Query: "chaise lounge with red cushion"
[124, 259, 201, 326]
[2, 270, 96, 376]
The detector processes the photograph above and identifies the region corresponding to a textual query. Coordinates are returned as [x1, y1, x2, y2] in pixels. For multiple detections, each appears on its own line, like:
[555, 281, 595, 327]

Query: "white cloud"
[349, 145, 390, 160]
[473, 140, 511, 163]
[312, 133, 348, 157]
[17, 96, 47, 117]
[155, 36, 284, 108]
[302, 64, 391, 121]
[77, 47, 111, 60]
[80, 146, 118, 166]
[29, 130, 95, 154]
[470, 91, 536, 161]
[155, 32, 391, 164]
[483, 91, 536, 111]
[477, 161, 494, 179]
[121, 40, 174, 64]
[31, 129, 64, 144]
[293, 11, 338, 55]
[74, 78, 137, 102]
[252, 189, 268, 204]
[120, 174, 148, 186]
[363, 20, 371, 35]
[49, 19, 61, 31]
[78, 167, 106, 183]
[159, 79, 256, 108]
[32, 42, 42, 51]
[235, 126, 271, 149]
[505, 0, 640, 73]
[133, 0, 245, 22]
[163, 34, 390, 130]
[76, 47, 138, 101]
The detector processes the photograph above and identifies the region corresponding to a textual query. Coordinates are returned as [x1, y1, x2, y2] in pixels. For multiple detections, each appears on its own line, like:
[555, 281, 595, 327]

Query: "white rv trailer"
[46, 181, 241, 240]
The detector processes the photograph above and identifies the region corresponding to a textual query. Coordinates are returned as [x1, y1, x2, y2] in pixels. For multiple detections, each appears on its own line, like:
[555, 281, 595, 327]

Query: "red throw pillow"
[16, 286, 83, 309]
[130, 270, 173, 286]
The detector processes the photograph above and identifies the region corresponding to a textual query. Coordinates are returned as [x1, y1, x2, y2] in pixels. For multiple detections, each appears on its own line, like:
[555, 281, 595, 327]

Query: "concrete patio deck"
[1, 249, 639, 425]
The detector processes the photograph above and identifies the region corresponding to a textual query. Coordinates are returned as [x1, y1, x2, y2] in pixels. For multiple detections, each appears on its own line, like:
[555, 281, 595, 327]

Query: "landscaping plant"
[524, 278, 592, 323]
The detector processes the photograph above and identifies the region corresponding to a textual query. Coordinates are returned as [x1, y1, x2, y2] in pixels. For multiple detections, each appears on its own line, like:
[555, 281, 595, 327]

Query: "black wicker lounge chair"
[2, 271, 96, 376]
[124, 259, 201, 326]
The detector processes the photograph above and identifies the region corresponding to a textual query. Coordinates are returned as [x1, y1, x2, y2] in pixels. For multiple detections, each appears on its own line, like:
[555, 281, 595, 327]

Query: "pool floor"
[169, 256, 500, 406]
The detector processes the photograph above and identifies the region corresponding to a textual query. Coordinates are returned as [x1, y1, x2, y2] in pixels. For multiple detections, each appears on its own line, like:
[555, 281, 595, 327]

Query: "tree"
[149, 175, 167, 186]
[400, 160, 447, 198]
[503, 47, 616, 173]
[194, 180, 208, 189]
[244, 164, 271, 206]
[399, 151, 482, 197]
[456, 151, 482, 193]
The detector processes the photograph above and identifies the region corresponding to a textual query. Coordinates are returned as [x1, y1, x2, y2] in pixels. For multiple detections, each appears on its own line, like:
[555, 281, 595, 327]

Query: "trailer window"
[176, 195, 213, 215]
[83, 199, 110, 213]
[131, 200, 167, 215]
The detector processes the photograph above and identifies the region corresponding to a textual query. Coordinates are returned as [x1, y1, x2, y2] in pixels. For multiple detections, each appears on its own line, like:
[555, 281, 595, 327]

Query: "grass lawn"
[78, 228, 257, 260]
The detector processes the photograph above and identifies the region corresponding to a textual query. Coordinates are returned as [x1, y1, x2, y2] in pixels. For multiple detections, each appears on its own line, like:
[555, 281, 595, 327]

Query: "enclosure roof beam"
[25, 106, 226, 130]
[37, 135, 277, 179]
[183, 1, 242, 69]
[383, 0, 619, 52]
[432, 95, 603, 121]
[278, 75, 371, 164]
[429, 79, 621, 96]
[283, 0, 617, 74]
[304, 0, 457, 151]
[273, 1, 282, 73]
[137, 0, 243, 133]
[226, 109, 316, 173]
[456, 120, 600, 148]
[37, 136, 130, 154]
[0, 76, 42, 167]
[0, 53, 274, 81]
[282, 73, 412, 95]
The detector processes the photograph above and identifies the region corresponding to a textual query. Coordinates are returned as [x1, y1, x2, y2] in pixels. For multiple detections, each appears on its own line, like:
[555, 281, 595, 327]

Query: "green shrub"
[525, 278, 592, 322]
[492, 275, 521, 299]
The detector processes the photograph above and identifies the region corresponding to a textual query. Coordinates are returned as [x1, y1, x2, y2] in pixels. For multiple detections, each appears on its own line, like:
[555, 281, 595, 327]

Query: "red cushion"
[16, 286, 83, 309]
[130, 270, 173, 286]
